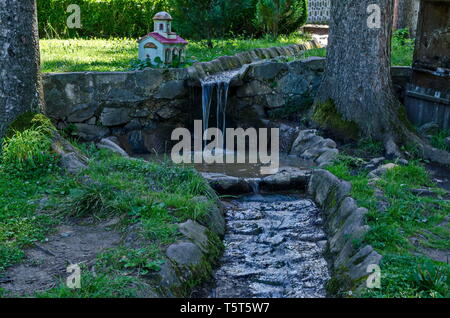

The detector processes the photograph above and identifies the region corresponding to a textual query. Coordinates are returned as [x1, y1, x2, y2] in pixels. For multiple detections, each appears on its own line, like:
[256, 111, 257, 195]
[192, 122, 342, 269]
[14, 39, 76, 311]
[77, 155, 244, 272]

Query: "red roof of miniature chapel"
[138, 32, 188, 45]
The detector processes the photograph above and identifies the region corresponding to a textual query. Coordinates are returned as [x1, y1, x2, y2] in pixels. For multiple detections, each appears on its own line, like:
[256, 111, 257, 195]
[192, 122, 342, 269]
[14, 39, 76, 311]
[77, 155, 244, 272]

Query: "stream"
[209, 193, 330, 298]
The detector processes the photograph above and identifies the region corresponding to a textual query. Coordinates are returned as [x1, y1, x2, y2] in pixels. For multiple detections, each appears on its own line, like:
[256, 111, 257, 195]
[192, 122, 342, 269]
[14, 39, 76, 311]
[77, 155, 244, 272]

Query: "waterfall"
[200, 70, 239, 149]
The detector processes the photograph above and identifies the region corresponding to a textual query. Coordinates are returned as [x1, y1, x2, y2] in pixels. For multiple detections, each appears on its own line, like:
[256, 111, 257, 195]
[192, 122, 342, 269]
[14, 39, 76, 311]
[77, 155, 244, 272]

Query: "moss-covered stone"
[312, 99, 360, 140]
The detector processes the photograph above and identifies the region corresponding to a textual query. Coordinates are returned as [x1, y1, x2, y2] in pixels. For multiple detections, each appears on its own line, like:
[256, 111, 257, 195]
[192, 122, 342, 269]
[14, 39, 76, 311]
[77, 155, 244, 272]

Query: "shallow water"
[209, 194, 330, 298]
[139, 153, 314, 178]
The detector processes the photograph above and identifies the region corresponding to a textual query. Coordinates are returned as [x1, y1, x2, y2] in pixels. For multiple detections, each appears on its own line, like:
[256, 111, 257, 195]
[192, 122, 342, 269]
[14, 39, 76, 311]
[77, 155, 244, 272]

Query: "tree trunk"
[0, 0, 42, 138]
[315, 0, 450, 164]
[396, 0, 420, 36]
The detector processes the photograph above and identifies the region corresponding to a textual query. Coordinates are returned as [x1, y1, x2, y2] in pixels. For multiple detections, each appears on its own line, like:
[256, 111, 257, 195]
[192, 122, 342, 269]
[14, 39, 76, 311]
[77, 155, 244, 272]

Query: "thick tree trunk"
[315, 0, 450, 164]
[317, 0, 404, 142]
[0, 0, 42, 138]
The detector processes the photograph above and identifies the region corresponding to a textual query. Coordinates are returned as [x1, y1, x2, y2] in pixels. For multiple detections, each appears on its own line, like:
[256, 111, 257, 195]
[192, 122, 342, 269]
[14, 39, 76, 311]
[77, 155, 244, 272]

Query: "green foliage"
[1, 114, 58, 177]
[430, 129, 450, 152]
[4, 111, 39, 139]
[97, 245, 166, 274]
[313, 99, 360, 140]
[364, 255, 450, 298]
[36, 270, 142, 298]
[414, 263, 450, 297]
[170, 0, 257, 44]
[254, 0, 307, 36]
[37, 0, 169, 39]
[0, 171, 58, 272]
[392, 28, 414, 67]
[325, 157, 450, 297]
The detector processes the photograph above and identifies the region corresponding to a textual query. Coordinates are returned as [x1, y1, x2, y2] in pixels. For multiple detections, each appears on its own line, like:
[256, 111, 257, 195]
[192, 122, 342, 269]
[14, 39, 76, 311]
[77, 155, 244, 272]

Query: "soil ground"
[0, 218, 121, 296]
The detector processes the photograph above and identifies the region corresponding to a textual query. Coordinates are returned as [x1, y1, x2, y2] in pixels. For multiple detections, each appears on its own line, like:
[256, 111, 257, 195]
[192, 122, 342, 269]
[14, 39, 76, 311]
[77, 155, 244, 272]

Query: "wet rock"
[260, 168, 310, 192]
[236, 80, 272, 97]
[329, 208, 369, 256]
[151, 262, 181, 292]
[279, 124, 300, 154]
[211, 196, 329, 298]
[201, 172, 252, 194]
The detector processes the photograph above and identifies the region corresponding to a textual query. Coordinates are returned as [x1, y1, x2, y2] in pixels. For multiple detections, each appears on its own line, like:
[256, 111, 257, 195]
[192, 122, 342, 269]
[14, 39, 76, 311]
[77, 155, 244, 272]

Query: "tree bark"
[315, 0, 450, 164]
[396, 0, 420, 36]
[0, 0, 42, 138]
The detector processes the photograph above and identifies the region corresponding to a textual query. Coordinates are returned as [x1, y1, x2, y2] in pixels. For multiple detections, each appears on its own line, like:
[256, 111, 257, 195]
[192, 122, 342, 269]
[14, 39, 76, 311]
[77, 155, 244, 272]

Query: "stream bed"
[209, 193, 330, 298]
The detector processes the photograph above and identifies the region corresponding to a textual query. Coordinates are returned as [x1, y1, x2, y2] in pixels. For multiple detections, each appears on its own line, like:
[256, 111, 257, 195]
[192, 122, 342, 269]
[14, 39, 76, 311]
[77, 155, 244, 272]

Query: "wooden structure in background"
[405, 0, 450, 130]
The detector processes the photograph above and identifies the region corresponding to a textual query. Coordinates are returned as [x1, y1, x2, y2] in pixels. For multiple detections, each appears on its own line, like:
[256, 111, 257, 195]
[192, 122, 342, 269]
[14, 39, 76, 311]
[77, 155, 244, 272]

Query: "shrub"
[37, 0, 169, 39]
[254, 0, 307, 37]
[170, 0, 257, 46]
[38, 0, 259, 40]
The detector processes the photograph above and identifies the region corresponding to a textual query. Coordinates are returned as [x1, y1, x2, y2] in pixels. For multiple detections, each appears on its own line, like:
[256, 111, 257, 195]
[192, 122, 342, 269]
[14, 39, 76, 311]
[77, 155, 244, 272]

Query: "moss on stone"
[4, 111, 39, 138]
[312, 99, 360, 140]
[325, 265, 355, 297]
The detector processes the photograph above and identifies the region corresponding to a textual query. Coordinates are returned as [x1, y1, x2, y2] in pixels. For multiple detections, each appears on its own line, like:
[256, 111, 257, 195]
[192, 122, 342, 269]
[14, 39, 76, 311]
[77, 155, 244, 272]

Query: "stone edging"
[308, 169, 382, 296]
[186, 39, 321, 80]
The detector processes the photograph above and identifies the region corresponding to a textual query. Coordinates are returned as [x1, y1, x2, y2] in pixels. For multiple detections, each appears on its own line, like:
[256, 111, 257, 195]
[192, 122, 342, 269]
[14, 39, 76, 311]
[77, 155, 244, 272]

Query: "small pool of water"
[138, 153, 314, 178]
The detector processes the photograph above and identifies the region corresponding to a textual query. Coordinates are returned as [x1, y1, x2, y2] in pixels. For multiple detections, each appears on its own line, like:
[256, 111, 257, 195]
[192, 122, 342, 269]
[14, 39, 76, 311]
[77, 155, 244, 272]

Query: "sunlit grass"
[40, 32, 413, 73]
[40, 34, 311, 73]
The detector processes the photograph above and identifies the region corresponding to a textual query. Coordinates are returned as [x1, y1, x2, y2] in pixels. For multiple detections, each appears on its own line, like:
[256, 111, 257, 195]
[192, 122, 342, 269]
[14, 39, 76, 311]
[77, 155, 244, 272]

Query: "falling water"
[200, 70, 239, 149]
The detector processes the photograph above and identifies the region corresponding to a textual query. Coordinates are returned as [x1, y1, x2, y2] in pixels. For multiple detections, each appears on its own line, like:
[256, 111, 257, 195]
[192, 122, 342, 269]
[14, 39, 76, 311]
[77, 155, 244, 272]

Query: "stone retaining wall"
[42, 48, 412, 154]
[308, 169, 382, 296]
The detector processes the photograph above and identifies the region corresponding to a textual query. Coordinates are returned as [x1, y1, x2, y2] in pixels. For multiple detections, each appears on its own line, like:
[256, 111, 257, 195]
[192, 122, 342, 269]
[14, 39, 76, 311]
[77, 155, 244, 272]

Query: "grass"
[325, 156, 450, 298]
[0, 115, 218, 297]
[39, 31, 413, 73]
[40, 34, 311, 73]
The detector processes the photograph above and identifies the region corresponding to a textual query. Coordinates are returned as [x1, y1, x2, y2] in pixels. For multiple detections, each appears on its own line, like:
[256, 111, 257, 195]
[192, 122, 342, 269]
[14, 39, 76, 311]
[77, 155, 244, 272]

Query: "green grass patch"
[324, 156, 450, 297]
[36, 270, 143, 298]
[40, 35, 310, 73]
[1, 120, 218, 296]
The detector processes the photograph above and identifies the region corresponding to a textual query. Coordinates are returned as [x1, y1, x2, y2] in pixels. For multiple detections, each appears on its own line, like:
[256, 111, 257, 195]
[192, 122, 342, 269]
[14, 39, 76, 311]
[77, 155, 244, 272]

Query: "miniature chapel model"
[138, 11, 188, 64]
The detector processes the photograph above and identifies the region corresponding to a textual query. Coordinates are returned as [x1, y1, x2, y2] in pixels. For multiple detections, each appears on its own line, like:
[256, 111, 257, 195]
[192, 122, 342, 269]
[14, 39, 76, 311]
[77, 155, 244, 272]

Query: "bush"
[254, 0, 307, 36]
[37, 0, 169, 39]
[169, 0, 257, 45]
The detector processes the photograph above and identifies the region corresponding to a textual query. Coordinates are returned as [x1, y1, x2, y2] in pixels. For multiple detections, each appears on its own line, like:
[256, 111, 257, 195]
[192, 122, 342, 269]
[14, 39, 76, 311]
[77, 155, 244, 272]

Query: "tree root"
[383, 131, 450, 166]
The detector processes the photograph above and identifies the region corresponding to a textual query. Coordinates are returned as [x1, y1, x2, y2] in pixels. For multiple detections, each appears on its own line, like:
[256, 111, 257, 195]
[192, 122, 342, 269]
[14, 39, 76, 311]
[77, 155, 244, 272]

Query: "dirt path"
[0, 218, 121, 297]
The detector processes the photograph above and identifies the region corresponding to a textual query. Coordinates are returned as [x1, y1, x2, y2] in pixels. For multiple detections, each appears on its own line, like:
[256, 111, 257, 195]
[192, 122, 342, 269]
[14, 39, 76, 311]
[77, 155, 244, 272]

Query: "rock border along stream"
[202, 164, 382, 297]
